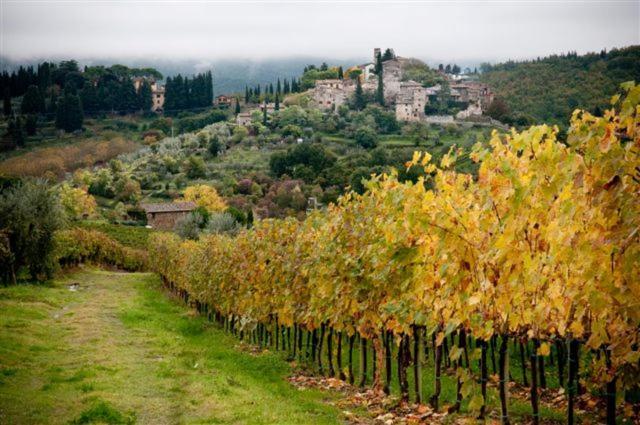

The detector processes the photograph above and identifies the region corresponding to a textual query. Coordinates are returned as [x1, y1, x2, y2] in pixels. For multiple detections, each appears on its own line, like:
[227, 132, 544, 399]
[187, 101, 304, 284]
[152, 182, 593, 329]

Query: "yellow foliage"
[182, 184, 226, 213]
[58, 183, 97, 220]
[148, 83, 640, 395]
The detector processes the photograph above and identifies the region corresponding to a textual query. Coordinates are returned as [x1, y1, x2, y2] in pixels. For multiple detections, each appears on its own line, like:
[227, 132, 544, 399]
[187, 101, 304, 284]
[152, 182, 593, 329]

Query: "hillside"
[480, 45, 640, 125]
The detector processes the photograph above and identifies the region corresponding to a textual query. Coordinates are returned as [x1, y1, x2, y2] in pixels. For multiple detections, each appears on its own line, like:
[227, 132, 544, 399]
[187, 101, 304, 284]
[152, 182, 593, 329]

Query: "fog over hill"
[0, 54, 489, 95]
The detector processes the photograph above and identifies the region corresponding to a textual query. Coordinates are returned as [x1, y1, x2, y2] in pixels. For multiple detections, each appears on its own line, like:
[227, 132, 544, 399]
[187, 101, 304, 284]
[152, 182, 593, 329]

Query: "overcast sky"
[1, 1, 638, 64]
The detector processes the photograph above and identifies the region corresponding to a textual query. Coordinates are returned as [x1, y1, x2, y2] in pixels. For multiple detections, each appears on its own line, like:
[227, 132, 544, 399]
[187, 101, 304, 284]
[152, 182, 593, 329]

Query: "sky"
[1, 0, 639, 64]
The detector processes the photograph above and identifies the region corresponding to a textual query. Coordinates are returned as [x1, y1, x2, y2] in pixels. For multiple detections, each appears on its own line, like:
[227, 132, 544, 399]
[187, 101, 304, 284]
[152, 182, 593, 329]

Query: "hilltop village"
[232, 48, 496, 127]
[311, 48, 494, 123]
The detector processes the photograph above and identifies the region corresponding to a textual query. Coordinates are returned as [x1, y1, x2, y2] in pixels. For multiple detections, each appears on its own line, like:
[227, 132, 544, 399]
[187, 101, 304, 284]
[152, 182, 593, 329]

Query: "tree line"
[163, 71, 213, 115]
[244, 77, 302, 105]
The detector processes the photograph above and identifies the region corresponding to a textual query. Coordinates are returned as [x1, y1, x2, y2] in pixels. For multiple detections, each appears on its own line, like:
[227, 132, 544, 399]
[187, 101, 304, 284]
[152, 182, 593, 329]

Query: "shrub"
[59, 183, 97, 220]
[0, 180, 65, 283]
[281, 124, 303, 138]
[184, 156, 207, 179]
[205, 212, 240, 236]
[174, 213, 203, 240]
[269, 143, 337, 182]
[354, 126, 378, 149]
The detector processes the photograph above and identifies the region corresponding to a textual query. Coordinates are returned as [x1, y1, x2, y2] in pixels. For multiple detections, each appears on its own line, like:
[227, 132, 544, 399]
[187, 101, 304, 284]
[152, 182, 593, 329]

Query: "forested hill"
[480, 45, 640, 126]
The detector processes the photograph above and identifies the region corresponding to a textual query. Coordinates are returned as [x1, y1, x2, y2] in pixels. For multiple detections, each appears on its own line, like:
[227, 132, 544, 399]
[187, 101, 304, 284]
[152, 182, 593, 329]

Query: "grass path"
[0, 269, 342, 424]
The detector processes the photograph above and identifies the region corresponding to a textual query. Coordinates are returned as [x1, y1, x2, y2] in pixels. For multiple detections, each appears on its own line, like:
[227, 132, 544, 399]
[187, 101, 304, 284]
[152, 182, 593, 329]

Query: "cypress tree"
[118, 81, 138, 113]
[275, 93, 280, 111]
[276, 78, 281, 94]
[164, 77, 174, 112]
[80, 81, 99, 115]
[21, 85, 44, 114]
[55, 84, 83, 132]
[354, 78, 365, 110]
[262, 103, 268, 126]
[338, 66, 344, 80]
[375, 51, 384, 106]
[3, 88, 12, 116]
[37, 62, 52, 92]
[245, 86, 250, 104]
[234, 97, 241, 115]
[206, 71, 213, 105]
[138, 80, 153, 112]
[8, 116, 25, 147]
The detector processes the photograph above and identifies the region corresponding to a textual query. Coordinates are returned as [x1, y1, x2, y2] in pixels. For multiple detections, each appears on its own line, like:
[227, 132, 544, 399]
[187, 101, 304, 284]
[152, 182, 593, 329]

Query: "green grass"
[0, 269, 343, 424]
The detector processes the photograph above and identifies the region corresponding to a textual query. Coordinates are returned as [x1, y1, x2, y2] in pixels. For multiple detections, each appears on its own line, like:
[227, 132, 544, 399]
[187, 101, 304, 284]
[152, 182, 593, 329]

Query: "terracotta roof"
[141, 201, 196, 213]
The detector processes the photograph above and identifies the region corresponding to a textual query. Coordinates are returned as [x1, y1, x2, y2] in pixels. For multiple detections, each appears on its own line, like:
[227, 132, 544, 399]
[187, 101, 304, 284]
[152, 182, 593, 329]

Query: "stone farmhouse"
[215, 94, 233, 108]
[236, 112, 253, 126]
[141, 201, 196, 230]
[133, 77, 165, 112]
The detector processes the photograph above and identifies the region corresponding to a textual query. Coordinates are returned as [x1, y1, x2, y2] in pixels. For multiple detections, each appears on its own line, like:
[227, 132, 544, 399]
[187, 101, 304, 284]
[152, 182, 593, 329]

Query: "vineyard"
[149, 84, 640, 424]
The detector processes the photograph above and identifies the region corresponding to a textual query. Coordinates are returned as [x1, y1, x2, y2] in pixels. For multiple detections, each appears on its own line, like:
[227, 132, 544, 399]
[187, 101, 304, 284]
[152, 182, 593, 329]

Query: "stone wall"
[146, 211, 190, 230]
[312, 79, 355, 110]
[424, 115, 455, 124]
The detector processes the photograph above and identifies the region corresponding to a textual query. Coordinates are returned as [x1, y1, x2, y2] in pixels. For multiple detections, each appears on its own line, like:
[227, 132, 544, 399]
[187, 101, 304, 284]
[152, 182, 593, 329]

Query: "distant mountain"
[479, 45, 640, 125]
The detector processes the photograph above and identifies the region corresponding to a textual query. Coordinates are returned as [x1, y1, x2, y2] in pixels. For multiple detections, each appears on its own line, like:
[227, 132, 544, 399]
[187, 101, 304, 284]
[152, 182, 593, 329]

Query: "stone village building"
[395, 81, 428, 122]
[312, 79, 355, 110]
[141, 201, 196, 230]
[133, 77, 166, 112]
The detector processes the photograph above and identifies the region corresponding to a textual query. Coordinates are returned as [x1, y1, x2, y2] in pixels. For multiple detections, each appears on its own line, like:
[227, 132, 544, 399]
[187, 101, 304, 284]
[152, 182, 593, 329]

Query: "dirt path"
[0, 269, 342, 424]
